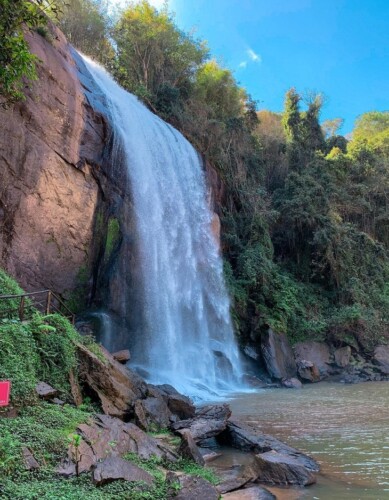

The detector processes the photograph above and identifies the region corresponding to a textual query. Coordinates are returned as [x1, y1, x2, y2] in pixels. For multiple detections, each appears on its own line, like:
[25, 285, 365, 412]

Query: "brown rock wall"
[0, 26, 105, 295]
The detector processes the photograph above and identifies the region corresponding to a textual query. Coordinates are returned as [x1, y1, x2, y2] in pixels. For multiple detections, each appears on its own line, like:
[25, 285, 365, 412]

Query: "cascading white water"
[81, 55, 244, 399]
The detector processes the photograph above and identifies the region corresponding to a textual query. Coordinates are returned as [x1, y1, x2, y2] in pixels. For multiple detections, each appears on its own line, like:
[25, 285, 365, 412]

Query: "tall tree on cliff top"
[113, 0, 208, 110]
[53, 0, 114, 66]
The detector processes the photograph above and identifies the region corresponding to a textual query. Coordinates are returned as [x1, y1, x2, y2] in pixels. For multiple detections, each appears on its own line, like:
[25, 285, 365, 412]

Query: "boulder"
[296, 359, 321, 382]
[251, 451, 316, 486]
[222, 486, 276, 500]
[216, 477, 251, 494]
[134, 396, 172, 431]
[57, 458, 77, 478]
[22, 447, 39, 470]
[156, 384, 195, 420]
[35, 382, 58, 400]
[261, 329, 297, 379]
[93, 456, 153, 486]
[334, 346, 351, 368]
[112, 349, 131, 364]
[77, 343, 147, 419]
[373, 345, 389, 374]
[214, 465, 252, 494]
[242, 374, 269, 389]
[78, 414, 176, 463]
[177, 430, 205, 465]
[294, 341, 331, 378]
[58, 413, 177, 476]
[166, 472, 219, 500]
[52, 397, 65, 406]
[281, 377, 302, 389]
[172, 404, 231, 442]
[217, 419, 319, 472]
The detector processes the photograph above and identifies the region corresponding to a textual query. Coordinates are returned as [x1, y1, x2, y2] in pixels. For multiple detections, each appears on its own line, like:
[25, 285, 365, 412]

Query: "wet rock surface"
[294, 341, 331, 379]
[251, 451, 317, 486]
[177, 430, 205, 465]
[261, 329, 297, 380]
[217, 419, 319, 472]
[172, 403, 231, 441]
[281, 377, 303, 389]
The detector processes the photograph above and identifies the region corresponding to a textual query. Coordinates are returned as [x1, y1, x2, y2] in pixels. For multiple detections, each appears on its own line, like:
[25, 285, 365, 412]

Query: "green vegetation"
[105, 218, 121, 260]
[0, 0, 59, 105]
[0, 269, 87, 406]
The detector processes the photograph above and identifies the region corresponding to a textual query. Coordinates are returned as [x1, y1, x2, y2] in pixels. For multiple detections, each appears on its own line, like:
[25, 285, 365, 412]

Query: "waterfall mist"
[80, 55, 244, 399]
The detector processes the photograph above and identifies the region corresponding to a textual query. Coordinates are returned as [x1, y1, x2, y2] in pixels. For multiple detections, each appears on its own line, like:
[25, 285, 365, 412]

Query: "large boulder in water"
[261, 329, 297, 379]
[171, 404, 231, 442]
[294, 341, 331, 379]
[251, 451, 316, 486]
[217, 419, 319, 472]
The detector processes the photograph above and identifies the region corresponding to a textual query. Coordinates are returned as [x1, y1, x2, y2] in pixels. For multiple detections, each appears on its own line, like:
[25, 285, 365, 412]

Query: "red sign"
[0, 381, 11, 407]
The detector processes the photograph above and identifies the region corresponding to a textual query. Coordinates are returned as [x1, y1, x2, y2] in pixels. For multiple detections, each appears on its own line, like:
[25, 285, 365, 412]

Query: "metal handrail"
[0, 289, 75, 324]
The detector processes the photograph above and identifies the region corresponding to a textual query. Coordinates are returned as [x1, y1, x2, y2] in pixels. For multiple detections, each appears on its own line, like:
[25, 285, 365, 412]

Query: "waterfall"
[80, 55, 243, 399]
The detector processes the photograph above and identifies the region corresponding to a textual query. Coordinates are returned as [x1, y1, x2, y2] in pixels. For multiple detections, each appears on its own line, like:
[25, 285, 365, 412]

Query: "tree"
[322, 118, 344, 139]
[53, 0, 114, 66]
[0, 0, 54, 105]
[113, 1, 208, 108]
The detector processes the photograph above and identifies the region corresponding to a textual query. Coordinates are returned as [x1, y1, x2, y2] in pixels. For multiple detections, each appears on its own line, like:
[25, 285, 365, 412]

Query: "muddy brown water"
[211, 381, 389, 499]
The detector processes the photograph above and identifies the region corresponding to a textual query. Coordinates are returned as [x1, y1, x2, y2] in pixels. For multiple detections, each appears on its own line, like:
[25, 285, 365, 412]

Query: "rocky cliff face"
[0, 26, 106, 295]
[0, 25, 224, 341]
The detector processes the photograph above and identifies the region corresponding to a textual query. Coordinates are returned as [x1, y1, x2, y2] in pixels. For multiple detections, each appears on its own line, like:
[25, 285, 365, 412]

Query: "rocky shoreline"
[10, 332, 389, 498]
[243, 328, 389, 389]
[23, 344, 321, 499]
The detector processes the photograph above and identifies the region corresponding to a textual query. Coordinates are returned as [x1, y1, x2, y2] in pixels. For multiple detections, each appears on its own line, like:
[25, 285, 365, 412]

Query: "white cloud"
[247, 48, 261, 63]
[238, 61, 247, 69]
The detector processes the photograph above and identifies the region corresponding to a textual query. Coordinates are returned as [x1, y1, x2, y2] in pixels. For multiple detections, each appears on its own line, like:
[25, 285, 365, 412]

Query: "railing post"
[46, 290, 52, 315]
[19, 296, 25, 321]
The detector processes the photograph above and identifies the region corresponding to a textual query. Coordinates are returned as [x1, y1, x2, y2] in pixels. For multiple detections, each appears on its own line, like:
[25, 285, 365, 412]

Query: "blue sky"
[112, 0, 388, 133]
